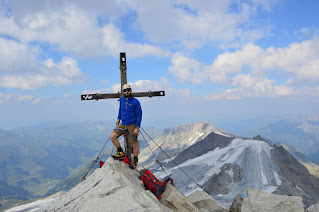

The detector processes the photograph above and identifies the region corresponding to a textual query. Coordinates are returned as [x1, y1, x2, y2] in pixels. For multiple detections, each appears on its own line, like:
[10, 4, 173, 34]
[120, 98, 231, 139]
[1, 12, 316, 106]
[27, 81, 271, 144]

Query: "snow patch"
[226, 168, 234, 179]
[260, 169, 268, 185]
[273, 170, 282, 185]
[188, 132, 204, 145]
[264, 186, 278, 193]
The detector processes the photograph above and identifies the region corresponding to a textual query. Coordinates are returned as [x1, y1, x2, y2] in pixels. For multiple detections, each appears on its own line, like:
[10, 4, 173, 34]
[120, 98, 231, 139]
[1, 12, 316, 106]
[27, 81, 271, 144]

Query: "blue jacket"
[117, 96, 142, 127]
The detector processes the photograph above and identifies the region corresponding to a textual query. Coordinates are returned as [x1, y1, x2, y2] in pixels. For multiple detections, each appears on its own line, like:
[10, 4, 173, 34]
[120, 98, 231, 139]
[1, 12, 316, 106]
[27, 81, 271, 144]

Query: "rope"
[139, 130, 168, 176]
[81, 137, 110, 182]
[140, 127, 204, 190]
[81, 125, 206, 193]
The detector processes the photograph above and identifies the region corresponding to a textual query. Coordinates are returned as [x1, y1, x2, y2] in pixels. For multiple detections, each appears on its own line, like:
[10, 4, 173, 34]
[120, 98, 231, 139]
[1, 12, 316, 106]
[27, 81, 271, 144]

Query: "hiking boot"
[131, 157, 138, 169]
[112, 151, 125, 160]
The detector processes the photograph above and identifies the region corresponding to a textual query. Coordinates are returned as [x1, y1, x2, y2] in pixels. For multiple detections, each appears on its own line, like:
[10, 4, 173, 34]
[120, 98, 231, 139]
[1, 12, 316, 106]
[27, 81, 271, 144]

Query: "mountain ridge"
[153, 135, 319, 208]
[2, 120, 319, 211]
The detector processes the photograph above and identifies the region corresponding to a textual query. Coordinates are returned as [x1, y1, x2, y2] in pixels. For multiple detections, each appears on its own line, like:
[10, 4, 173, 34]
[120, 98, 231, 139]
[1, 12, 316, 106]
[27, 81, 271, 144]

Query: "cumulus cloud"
[169, 37, 319, 99]
[0, 37, 39, 74]
[206, 74, 294, 100]
[0, 56, 86, 90]
[0, 2, 170, 59]
[82, 78, 190, 97]
[168, 53, 202, 83]
[209, 37, 319, 83]
[127, 0, 275, 48]
[0, 0, 277, 61]
[102, 24, 171, 58]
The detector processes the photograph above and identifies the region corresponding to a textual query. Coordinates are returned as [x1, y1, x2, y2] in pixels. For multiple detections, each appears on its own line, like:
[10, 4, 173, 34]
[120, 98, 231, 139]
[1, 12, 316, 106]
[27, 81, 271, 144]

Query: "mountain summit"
[43, 158, 171, 212]
[8, 157, 309, 212]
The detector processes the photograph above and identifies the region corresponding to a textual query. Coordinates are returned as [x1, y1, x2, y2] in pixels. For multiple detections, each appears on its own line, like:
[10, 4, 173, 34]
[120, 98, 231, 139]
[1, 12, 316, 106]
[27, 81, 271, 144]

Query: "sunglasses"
[123, 88, 131, 92]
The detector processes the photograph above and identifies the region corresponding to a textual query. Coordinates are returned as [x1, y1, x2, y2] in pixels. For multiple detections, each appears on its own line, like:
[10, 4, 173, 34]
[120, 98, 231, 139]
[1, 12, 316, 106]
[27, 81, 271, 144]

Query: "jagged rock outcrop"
[241, 188, 304, 212]
[271, 145, 319, 208]
[44, 158, 173, 212]
[203, 163, 243, 195]
[187, 190, 228, 212]
[229, 194, 243, 212]
[159, 184, 199, 211]
[306, 200, 319, 212]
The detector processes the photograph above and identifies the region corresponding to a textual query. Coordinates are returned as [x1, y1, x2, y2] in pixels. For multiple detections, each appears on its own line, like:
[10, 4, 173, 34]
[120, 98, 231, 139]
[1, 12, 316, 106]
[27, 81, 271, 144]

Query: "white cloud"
[233, 74, 294, 97]
[168, 53, 202, 83]
[0, 0, 277, 61]
[82, 78, 190, 97]
[127, 0, 275, 48]
[205, 74, 294, 100]
[207, 43, 264, 83]
[0, 56, 86, 90]
[170, 37, 319, 99]
[8, 0, 129, 21]
[0, 93, 12, 104]
[0, 37, 39, 74]
[0, 3, 170, 59]
[102, 24, 171, 58]
[216, 37, 319, 83]
[32, 98, 40, 104]
[17, 95, 33, 101]
[0, 92, 37, 104]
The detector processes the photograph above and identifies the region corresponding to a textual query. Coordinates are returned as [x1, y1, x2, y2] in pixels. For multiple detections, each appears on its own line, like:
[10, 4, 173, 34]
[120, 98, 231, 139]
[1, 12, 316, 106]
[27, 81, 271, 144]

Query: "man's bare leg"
[110, 132, 125, 159]
[110, 132, 121, 148]
[131, 142, 139, 168]
[132, 142, 138, 157]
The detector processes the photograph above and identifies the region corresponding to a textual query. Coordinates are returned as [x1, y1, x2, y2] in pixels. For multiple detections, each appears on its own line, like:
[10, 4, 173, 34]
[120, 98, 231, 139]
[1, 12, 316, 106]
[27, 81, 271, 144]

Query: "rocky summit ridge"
[7, 157, 319, 212]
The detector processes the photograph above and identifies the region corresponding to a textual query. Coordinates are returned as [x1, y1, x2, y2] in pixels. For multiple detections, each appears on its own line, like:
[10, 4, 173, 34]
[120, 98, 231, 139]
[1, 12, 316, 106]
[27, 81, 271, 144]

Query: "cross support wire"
[81, 52, 165, 163]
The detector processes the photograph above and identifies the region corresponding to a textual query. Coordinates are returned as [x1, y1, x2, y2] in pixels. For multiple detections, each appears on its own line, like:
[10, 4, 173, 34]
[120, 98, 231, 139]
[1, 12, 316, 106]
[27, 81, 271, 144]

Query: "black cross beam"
[81, 90, 165, 101]
[81, 52, 165, 163]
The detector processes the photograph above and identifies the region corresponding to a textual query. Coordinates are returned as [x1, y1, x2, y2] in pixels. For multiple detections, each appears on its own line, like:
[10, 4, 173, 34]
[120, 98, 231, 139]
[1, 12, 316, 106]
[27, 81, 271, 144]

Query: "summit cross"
[81, 52, 165, 163]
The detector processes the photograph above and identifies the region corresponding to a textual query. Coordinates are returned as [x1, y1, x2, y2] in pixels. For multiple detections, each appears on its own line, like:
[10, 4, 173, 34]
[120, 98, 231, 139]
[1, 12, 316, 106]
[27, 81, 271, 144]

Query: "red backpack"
[140, 169, 173, 200]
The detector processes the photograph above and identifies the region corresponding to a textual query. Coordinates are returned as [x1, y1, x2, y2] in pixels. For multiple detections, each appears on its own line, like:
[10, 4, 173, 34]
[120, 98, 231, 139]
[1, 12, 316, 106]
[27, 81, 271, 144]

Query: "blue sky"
[0, 0, 319, 130]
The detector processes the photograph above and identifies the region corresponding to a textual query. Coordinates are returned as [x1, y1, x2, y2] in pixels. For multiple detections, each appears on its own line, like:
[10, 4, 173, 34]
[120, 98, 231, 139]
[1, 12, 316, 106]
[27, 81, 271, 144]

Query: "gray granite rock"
[187, 190, 228, 212]
[159, 184, 199, 212]
[241, 188, 304, 212]
[229, 194, 243, 212]
[306, 200, 319, 212]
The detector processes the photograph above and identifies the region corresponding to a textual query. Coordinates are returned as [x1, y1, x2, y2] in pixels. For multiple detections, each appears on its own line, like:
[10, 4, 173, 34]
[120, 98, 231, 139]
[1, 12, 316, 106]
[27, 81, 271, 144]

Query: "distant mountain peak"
[139, 121, 230, 166]
[162, 121, 233, 138]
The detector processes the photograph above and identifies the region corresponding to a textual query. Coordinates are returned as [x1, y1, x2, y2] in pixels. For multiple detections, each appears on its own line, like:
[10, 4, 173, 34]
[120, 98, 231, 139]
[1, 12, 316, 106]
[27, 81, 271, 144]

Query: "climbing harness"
[114, 125, 138, 139]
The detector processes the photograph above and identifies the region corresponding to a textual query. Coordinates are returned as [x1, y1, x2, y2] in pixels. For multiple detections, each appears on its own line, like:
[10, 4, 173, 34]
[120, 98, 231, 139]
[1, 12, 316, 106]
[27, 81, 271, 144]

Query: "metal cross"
[81, 52, 165, 163]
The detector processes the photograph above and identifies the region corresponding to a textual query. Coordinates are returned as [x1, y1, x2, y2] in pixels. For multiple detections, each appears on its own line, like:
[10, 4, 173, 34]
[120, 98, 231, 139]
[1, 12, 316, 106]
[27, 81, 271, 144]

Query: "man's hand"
[133, 127, 139, 135]
[116, 119, 120, 125]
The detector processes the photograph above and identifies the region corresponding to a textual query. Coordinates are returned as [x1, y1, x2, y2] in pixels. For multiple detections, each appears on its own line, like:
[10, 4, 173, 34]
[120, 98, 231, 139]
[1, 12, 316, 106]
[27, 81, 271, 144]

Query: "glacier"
[154, 138, 284, 207]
